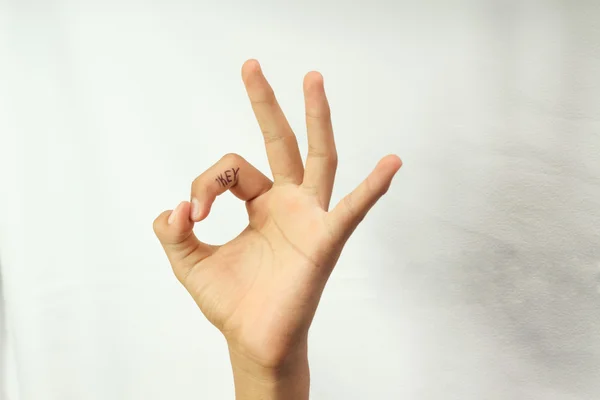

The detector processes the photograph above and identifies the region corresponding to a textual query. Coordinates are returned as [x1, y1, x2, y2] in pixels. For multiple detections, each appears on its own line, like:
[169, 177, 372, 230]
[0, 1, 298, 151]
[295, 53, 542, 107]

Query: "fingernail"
[168, 202, 182, 225]
[191, 198, 201, 220]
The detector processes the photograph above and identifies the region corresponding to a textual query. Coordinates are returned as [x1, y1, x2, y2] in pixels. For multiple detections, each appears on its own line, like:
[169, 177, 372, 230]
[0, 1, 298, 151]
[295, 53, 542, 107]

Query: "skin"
[153, 59, 402, 399]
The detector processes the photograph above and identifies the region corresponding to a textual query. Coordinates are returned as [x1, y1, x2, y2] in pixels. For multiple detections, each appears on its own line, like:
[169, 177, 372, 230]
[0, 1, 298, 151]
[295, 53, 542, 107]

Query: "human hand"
[153, 59, 401, 396]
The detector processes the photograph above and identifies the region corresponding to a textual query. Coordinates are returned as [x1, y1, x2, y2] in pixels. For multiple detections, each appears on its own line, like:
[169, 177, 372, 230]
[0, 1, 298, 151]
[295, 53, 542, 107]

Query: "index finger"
[190, 153, 273, 222]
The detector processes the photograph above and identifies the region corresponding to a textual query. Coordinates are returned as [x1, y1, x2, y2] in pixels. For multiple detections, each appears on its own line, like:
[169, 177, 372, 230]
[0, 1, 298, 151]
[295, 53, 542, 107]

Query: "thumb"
[328, 155, 402, 240]
[153, 201, 214, 282]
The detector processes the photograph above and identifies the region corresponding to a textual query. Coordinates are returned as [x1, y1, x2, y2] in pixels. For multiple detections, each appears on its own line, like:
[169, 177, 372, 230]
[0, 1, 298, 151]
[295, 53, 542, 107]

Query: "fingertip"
[154, 201, 194, 243]
[197, 204, 211, 222]
[242, 59, 261, 81]
[304, 71, 324, 90]
[190, 198, 201, 222]
[380, 154, 403, 171]
[167, 201, 184, 224]
[362, 155, 401, 199]
[190, 200, 211, 222]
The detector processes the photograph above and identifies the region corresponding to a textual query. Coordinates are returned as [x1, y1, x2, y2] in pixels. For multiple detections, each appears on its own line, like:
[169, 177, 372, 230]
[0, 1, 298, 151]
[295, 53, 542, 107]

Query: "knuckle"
[307, 147, 329, 160]
[272, 172, 296, 185]
[263, 132, 284, 144]
[302, 183, 319, 196]
[307, 145, 337, 164]
[380, 183, 391, 196]
[343, 194, 355, 217]
[305, 110, 321, 120]
[264, 133, 297, 147]
[221, 152, 242, 165]
[191, 153, 244, 192]
[305, 108, 331, 122]
[252, 88, 276, 105]
[329, 153, 339, 168]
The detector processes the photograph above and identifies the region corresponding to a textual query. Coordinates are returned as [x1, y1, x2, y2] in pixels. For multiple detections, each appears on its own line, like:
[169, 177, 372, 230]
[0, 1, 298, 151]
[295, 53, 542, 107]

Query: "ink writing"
[215, 167, 240, 187]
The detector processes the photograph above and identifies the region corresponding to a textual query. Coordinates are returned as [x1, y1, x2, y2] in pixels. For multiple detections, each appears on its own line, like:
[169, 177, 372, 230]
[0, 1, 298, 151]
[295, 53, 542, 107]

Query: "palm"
[187, 186, 338, 362]
[153, 59, 401, 368]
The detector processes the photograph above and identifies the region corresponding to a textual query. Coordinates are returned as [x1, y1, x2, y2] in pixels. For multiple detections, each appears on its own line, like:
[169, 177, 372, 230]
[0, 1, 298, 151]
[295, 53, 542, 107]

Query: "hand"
[153, 59, 401, 393]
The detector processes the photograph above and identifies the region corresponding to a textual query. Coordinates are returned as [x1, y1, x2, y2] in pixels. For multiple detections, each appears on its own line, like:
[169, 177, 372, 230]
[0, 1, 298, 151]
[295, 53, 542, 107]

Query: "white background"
[0, 1, 599, 399]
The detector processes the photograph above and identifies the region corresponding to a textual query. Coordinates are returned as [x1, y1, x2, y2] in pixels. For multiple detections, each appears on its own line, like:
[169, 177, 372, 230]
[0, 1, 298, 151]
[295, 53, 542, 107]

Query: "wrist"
[227, 340, 310, 400]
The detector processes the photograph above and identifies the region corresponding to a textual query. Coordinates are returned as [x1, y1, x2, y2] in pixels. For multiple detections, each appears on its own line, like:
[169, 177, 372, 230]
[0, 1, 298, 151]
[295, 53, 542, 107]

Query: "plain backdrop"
[0, 1, 599, 399]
